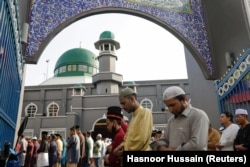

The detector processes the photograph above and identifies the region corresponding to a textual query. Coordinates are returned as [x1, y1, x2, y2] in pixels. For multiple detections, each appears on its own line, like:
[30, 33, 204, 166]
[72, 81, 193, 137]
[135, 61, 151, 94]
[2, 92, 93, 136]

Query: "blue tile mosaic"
[26, 0, 213, 75]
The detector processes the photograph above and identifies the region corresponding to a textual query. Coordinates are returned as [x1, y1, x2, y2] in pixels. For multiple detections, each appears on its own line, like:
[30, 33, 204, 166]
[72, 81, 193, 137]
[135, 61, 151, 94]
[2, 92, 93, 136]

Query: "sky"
[24, 13, 187, 86]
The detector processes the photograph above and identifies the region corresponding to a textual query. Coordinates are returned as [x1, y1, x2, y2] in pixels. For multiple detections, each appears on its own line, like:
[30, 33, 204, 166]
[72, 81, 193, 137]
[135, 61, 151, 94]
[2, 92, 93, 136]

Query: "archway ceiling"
[25, 0, 214, 79]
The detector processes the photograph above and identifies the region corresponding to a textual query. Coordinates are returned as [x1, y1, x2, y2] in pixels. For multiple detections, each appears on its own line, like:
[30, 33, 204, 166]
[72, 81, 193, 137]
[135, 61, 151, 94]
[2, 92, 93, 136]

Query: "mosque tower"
[92, 31, 123, 94]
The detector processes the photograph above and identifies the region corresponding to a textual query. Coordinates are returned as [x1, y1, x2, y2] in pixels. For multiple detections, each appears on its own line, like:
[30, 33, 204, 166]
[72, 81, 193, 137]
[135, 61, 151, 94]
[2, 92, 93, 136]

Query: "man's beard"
[127, 106, 135, 113]
[174, 103, 185, 117]
[180, 103, 185, 113]
[111, 125, 116, 133]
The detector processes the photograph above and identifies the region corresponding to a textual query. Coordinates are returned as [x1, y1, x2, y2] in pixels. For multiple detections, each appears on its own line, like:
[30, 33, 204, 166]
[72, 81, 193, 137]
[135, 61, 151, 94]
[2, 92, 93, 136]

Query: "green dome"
[99, 31, 115, 40]
[126, 81, 136, 85]
[54, 48, 98, 77]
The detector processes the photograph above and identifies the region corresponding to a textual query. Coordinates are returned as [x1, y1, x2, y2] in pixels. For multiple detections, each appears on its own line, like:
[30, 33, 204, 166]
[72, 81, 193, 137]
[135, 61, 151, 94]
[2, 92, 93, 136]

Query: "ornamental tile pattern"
[27, 0, 213, 75]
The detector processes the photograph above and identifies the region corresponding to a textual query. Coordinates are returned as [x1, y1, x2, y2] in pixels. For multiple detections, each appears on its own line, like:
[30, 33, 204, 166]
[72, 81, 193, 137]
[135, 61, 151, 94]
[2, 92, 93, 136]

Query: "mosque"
[22, 30, 189, 139]
[1, 0, 250, 149]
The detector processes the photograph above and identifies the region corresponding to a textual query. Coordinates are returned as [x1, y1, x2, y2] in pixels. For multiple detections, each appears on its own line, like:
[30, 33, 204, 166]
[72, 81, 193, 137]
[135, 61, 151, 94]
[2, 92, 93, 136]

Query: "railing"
[214, 49, 250, 116]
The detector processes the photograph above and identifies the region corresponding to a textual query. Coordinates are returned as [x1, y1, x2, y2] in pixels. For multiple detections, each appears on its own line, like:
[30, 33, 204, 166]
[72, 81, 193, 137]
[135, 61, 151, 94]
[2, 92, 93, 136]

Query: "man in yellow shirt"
[55, 134, 63, 167]
[114, 87, 153, 153]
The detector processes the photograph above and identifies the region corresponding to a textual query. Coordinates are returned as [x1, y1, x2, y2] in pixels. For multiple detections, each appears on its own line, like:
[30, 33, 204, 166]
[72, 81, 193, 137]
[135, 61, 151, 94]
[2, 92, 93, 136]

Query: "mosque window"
[25, 103, 37, 117]
[73, 88, 82, 96]
[104, 44, 109, 51]
[140, 98, 153, 111]
[72, 65, 76, 71]
[75, 88, 81, 95]
[89, 66, 93, 73]
[47, 102, 59, 117]
[68, 65, 72, 71]
[59, 66, 66, 73]
[72, 84, 86, 96]
[111, 45, 115, 51]
[79, 65, 88, 72]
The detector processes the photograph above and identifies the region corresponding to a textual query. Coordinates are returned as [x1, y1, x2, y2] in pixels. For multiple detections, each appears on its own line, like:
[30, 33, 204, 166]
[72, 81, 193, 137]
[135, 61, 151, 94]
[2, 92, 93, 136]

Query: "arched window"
[25, 103, 37, 117]
[140, 98, 153, 110]
[47, 102, 59, 117]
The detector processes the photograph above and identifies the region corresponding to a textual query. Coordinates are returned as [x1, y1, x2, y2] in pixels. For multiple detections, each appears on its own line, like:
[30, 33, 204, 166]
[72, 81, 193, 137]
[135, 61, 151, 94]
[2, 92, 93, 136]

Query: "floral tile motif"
[26, 0, 213, 75]
[125, 0, 192, 13]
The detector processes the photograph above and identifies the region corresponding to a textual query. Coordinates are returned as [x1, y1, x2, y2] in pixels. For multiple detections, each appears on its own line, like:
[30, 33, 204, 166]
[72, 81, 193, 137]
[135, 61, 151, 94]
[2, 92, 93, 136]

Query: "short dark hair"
[222, 111, 233, 122]
[70, 126, 76, 131]
[87, 131, 92, 135]
[50, 134, 56, 140]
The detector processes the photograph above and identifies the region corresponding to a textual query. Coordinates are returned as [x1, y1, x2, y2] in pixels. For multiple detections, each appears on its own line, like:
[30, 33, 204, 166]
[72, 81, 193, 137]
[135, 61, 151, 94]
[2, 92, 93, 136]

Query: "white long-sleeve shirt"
[218, 123, 239, 151]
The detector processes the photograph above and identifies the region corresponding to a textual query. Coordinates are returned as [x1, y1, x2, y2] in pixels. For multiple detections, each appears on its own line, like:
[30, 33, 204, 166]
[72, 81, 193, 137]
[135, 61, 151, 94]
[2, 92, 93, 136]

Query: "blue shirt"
[67, 134, 80, 163]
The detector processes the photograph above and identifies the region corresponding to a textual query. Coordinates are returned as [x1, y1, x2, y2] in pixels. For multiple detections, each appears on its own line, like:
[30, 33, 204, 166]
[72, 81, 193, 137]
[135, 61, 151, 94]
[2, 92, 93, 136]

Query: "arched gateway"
[1, 0, 250, 150]
[23, 0, 215, 79]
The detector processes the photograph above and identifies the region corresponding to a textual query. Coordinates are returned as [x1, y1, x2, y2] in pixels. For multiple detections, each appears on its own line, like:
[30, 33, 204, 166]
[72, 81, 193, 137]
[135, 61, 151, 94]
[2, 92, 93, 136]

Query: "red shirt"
[121, 120, 128, 133]
[109, 127, 125, 167]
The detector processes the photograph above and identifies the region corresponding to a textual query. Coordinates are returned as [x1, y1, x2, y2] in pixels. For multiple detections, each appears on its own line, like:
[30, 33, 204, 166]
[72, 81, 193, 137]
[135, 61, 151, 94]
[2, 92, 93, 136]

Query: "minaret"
[92, 31, 123, 94]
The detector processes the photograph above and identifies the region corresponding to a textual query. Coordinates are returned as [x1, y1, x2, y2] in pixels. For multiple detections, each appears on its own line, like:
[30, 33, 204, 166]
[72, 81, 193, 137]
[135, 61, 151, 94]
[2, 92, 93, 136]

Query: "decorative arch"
[25, 0, 215, 79]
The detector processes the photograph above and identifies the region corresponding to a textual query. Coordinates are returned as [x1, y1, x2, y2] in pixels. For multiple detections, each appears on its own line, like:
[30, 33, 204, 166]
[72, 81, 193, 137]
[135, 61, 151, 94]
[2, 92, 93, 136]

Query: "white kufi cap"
[235, 108, 248, 115]
[163, 86, 185, 100]
[97, 133, 102, 138]
[31, 136, 37, 140]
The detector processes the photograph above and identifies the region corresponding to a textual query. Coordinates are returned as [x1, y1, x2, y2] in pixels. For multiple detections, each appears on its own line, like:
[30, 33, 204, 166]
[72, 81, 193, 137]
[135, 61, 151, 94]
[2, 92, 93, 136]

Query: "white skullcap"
[163, 86, 185, 100]
[235, 108, 248, 115]
[31, 136, 37, 140]
[97, 133, 102, 138]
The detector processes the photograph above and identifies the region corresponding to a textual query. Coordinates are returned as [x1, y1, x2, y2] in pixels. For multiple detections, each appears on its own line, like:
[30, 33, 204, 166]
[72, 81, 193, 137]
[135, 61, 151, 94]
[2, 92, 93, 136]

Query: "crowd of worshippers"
[16, 132, 66, 167]
[15, 86, 250, 167]
[16, 126, 115, 167]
